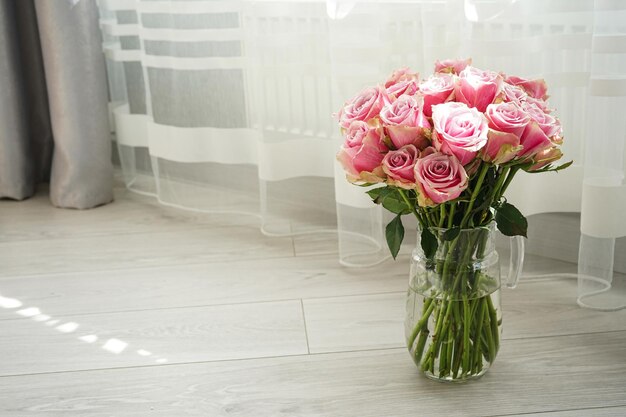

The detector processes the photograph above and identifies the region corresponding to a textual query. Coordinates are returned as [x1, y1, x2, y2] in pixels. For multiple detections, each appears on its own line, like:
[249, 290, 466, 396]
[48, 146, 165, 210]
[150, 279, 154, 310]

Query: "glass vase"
[405, 222, 524, 382]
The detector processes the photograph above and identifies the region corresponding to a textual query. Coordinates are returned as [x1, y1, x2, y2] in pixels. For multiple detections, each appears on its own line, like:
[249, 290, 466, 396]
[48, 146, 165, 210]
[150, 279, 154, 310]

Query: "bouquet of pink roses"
[336, 58, 570, 381]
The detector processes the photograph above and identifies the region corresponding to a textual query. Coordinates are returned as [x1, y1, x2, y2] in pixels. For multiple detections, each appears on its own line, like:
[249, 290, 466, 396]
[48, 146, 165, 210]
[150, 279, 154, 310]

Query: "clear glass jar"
[405, 222, 524, 382]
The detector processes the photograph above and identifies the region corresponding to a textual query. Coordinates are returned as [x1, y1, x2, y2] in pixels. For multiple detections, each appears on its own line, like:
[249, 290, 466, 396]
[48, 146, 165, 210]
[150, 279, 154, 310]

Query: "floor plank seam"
[0, 251, 301, 280]
[2, 329, 625, 379]
[488, 404, 626, 417]
[0, 347, 409, 379]
[0, 297, 307, 322]
[0, 276, 593, 323]
[0, 291, 408, 322]
[300, 299, 311, 354]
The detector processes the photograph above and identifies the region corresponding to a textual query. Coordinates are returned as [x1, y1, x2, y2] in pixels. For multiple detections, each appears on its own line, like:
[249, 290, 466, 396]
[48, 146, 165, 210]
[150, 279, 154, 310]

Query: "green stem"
[473, 298, 486, 372]
[438, 205, 446, 228]
[496, 166, 519, 201]
[484, 302, 496, 362]
[460, 164, 490, 228]
[397, 189, 428, 228]
[447, 203, 456, 228]
[407, 297, 435, 349]
[486, 294, 500, 352]
[414, 329, 430, 364]
[462, 295, 470, 374]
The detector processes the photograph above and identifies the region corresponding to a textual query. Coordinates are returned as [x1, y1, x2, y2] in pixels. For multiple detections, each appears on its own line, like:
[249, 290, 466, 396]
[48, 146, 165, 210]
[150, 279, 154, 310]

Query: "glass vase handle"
[505, 236, 525, 289]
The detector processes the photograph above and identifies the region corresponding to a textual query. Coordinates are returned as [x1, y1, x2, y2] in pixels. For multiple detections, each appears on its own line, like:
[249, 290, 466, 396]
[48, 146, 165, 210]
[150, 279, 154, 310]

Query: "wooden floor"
[1, 184, 625, 416]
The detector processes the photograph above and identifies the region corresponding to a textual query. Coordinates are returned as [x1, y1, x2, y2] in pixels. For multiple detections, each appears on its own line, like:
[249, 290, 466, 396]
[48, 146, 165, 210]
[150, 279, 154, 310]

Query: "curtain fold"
[0, 0, 113, 209]
[98, 0, 626, 309]
[0, 1, 36, 200]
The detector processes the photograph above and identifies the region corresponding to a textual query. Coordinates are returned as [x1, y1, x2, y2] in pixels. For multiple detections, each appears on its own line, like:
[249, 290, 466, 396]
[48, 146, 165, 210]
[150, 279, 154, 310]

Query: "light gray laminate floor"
[1, 185, 625, 416]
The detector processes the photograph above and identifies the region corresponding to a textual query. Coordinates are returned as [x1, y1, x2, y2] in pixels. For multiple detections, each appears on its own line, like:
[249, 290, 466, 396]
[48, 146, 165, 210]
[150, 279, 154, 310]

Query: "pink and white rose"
[419, 74, 455, 117]
[522, 101, 561, 138]
[380, 95, 431, 149]
[385, 67, 420, 99]
[434, 58, 472, 75]
[386, 80, 419, 99]
[336, 121, 387, 183]
[455, 66, 503, 112]
[525, 96, 552, 113]
[485, 102, 530, 138]
[482, 131, 522, 164]
[414, 150, 468, 206]
[338, 86, 388, 129]
[519, 121, 553, 158]
[505, 75, 548, 100]
[382, 145, 419, 189]
[501, 83, 527, 105]
[431, 102, 489, 165]
[385, 67, 420, 86]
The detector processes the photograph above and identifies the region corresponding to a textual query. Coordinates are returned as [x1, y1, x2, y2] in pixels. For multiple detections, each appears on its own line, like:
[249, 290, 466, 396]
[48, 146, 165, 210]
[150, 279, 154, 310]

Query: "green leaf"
[385, 214, 405, 260]
[366, 187, 413, 215]
[495, 202, 528, 238]
[554, 160, 573, 171]
[366, 187, 391, 204]
[442, 227, 461, 242]
[381, 190, 412, 215]
[524, 160, 573, 174]
[420, 227, 439, 259]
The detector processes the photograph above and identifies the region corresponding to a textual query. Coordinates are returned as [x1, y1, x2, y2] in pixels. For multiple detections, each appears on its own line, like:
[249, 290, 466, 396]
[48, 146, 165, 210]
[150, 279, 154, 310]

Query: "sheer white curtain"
[98, 0, 625, 309]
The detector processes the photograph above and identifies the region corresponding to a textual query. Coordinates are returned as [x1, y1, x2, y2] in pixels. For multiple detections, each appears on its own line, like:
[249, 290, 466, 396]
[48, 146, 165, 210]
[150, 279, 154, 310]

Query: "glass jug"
[404, 222, 524, 382]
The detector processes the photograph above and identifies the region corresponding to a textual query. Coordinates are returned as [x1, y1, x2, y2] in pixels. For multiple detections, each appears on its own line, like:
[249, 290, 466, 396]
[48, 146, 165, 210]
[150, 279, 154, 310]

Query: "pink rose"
[519, 121, 553, 158]
[501, 83, 527, 104]
[380, 95, 431, 149]
[455, 66, 503, 112]
[525, 96, 552, 113]
[431, 102, 488, 165]
[505, 75, 548, 100]
[336, 121, 387, 183]
[385, 67, 420, 100]
[385, 67, 419, 87]
[386, 80, 419, 99]
[522, 101, 561, 138]
[382, 145, 419, 189]
[482, 130, 523, 164]
[529, 147, 563, 171]
[414, 151, 469, 206]
[434, 58, 472, 75]
[419, 74, 455, 117]
[485, 102, 530, 137]
[338, 86, 388, 129]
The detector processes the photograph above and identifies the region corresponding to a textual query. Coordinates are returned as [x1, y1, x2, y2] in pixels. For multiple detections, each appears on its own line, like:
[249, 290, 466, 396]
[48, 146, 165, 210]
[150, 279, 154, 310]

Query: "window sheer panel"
[458, 0, 591, 215]
[577, 2, 626, 310]
[98, 0, 626, 309]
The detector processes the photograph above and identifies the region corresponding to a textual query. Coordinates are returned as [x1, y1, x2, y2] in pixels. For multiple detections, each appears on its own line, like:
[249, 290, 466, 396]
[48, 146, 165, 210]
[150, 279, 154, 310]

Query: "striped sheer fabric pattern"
[98, 0, 625, 309]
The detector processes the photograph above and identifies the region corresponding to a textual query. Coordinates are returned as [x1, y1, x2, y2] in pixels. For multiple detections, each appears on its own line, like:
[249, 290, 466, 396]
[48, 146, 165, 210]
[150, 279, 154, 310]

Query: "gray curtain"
[0, 0, 112, 209]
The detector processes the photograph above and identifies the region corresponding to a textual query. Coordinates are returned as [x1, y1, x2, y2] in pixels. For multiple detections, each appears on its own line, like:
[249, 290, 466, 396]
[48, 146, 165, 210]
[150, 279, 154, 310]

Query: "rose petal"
[520, 121, 553, 157]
